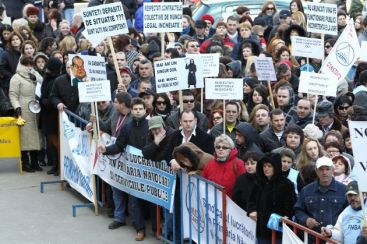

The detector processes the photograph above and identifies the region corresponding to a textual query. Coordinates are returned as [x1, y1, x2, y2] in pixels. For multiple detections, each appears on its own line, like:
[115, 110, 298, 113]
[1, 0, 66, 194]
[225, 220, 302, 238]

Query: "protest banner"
[155, 58, 204, 93]
[81, 2, 128, 46]
[320, 20, 360, 83]
[0, 117, 20, 158]
[78, 80, 111, 103]
[143, 2, 183, 33]
[60, 112, 95, 203]
[205, 78, 243, 100]
[182, 173, 256, 244]
[360, 42, 367, 61]
[291, 36, 324, 59]
[282, 224, 304, 244]
[92, 139, 176, 212]
[348, 121, 367, 192]
[304, 2, 337, 35]
[299, 71, 338, 97]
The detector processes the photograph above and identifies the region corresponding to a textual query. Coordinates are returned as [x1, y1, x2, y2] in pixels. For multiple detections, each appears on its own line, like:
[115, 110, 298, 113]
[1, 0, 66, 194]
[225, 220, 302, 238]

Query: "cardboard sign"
[78, 80, 111, 103]
[81, 2, 128, 46]
[0, 117, 20, 158]
[291, 36, 324, 59]
[143, 2, 183, 33]
[186, 53, 220, 77]
[254, 57, 277, 81]
[348, 121, 367, 192]
[299, 72, 338, 97]
[205, 78, 243, 100]
[68, 54, 107, 86]
[320, 20, 360, 82]
[304, 2, 337, 35]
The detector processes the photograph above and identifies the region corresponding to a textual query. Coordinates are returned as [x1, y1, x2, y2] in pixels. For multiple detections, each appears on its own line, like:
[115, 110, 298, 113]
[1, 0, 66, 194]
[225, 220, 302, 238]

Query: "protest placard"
[360, 42, 367, 61]
[291, 36, 324, 59]
[205, 78, 243, 100]
[182, 173, 256, 244]
[143, 2, 183, 33]
[320, 20, 360, 82]
[92, 140, 176, 212]
[348, 121, 367, 192]
[78, 80, 111, 103]
[60, 112, 94, 203]
[304, 2, 337, 35]
[81, 2, 128, 46]
[254, 57, 277, 81]
[0, 117, 20, 158]
[299, 72, 338, 97]
[69, 54, 107, 86]
[186, 53, 220, 78]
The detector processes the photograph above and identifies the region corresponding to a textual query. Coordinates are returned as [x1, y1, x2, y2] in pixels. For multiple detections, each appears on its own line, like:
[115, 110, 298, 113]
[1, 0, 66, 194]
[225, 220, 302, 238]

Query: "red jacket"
[201, 148, 246, 198]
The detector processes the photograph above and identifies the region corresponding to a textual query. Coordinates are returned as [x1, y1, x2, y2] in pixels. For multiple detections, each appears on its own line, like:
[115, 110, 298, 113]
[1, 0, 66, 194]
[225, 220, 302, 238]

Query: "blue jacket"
[295, 178, 347, 232]
[134, 0, 151, 32]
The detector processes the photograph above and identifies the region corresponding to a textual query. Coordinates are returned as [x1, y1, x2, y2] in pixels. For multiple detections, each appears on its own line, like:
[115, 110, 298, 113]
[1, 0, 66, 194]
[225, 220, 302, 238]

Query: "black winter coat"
[50, 73, 80, 113]
[40, 73, 59, 135]
[142, 127, 176, 162]
[232, 173, 257, 212]
[0, 49, 21, 93]
[247, 153, 296, 240]
[259, 127, 285, 153]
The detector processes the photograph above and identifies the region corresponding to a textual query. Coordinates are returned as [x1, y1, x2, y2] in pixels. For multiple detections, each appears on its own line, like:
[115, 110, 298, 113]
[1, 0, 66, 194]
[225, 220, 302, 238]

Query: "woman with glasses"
[334, 94, 353, 126]
[257, 1, 278, 26]
[201, 134, 246, 198]
[324, 38, 336, 57]
[151, 93, 172, 121]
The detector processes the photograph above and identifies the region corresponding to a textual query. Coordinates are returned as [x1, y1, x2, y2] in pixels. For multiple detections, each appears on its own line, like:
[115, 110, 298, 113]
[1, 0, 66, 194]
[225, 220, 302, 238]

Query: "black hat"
[346, 181, 359, 195]
[279, 10, 291, 18]
[45, 57, 62, 74]
[139, 89, 154, 98]
[195, 20, 207, 28]
[317, 100, 334, 117]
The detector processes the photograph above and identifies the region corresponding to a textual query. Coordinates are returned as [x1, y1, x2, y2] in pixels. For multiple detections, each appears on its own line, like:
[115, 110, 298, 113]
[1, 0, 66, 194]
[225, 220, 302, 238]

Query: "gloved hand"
[15, 107, 22, 117]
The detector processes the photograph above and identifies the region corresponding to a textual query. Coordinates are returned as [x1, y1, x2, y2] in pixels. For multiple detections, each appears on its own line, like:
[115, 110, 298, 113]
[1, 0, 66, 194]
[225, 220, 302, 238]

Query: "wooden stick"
[223, 99, 226, 134]
[161, 33, 165, 58]
[360, 192, 366, 222]
[179, 90, 183, 112]
[107, 37, 123, 88]
[312, 96, 317, 124]
[200, 87, 203, 113]
[267, 80, 275, 108]
[90, 102, 99, 215]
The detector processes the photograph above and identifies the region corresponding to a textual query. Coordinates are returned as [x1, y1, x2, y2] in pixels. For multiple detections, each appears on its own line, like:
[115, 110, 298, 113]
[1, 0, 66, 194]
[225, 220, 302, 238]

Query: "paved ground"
[0, 158, 161, 244]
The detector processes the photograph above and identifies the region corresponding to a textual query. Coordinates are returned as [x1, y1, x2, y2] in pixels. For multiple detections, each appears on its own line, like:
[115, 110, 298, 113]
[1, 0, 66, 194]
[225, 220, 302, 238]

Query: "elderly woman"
[201, 134, 246, 198]
[9, 56, 43, 172]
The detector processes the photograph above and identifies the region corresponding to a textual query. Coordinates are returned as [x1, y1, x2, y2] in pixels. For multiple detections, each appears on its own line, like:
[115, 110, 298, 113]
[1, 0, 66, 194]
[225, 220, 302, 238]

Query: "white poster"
[282, 224, 304, 244]
[78, 80, 111, 103]
[205, 78, 243, 100]
[360, 42, 367, 61]
[320, 20, 360, 83]
[69, 54, 107, 86]
[186, 53, 220, 78]
[60, 112, 94, 202]
[154, 58, 204, 93]
[181, 173, 256, 244]
[254, 57, 277, 81]
[81, 2, 128, 46]
[299, 72, 338, 97]
[291, 36, 324, 59]
[304, 2, 338, 35]
[348, 121, 367, 192]
[143, 2, 183, 33]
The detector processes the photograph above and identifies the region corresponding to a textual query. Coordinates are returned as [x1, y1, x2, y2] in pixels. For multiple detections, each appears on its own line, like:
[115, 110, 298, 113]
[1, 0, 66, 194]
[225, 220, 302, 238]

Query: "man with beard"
[321, 181, 367, 244]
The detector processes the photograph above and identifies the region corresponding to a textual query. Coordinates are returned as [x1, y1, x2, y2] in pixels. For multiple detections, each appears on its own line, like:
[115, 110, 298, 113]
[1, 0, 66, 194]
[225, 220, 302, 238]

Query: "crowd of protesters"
[1, 0, 367, 243]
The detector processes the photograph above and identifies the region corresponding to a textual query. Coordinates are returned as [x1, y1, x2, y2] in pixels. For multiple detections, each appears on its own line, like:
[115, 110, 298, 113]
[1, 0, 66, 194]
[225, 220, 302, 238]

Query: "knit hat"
[201, 14, 215, 25]
[26, 6, 39, 17]
[317, 100, 334, 117]
[303, 124, 323, 140]
[45, 57, 62, 74]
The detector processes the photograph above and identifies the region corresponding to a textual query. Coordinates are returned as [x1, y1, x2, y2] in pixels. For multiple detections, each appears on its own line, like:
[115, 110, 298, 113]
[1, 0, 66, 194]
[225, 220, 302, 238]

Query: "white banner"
[299, 72, 338, 97]
[186, 53, 220, 78]
[78, 80, 111, 103]
[143, 2, 183, 33]
[92, 137, 176, 212]
[254, 57, 277, 81]
[282, 224, 304, 244]
[205, 78, 243, 100]
[60, 112, 94, 202]
[360, 42, 367, 61]
[304, 2, 337, 35]
[320, 20, 360, 83]
[348, 121, 367, 192]
[182, 173, 256, 243]
[81, 2, 128, 46]
[291, 36, 324, 59]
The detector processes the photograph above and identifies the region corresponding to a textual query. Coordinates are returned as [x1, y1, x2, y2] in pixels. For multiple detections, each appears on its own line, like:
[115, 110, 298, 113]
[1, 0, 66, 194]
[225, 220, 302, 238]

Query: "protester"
[259, 108, 286, 152]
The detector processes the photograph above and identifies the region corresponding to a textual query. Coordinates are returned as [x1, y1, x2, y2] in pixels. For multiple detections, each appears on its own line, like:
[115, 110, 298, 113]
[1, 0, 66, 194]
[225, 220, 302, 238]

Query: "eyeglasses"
[325, 45, 331, 48]
[156, 101, 166, 105]
[267, 7, 274, 10]
[338, 106, 349, 110]
[215, 145, 231, 150]
[183, 99, 195, 103]
[179, 161, 194, 171]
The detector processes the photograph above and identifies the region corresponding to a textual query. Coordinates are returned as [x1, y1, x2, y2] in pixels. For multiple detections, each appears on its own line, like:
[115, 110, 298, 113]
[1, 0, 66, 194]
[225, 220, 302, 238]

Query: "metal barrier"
[156, 171, 227, 244]
[271, 217, 338, 244]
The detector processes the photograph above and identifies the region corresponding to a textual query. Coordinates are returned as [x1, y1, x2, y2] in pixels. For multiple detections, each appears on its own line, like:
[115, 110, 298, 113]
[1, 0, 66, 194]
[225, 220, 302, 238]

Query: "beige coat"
[9, 63, 42, 151]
